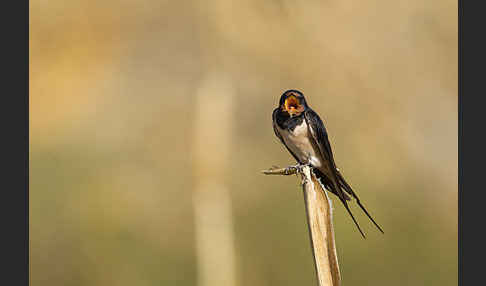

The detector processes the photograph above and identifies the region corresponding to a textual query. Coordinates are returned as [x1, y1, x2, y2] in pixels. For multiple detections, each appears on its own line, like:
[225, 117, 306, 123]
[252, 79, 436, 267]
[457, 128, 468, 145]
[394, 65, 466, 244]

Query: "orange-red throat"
[283, 95, 304, 116]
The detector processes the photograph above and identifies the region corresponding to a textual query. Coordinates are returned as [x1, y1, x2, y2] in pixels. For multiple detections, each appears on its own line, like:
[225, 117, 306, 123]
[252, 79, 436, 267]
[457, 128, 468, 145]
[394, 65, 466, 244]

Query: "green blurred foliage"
[30, 0, 457, 285]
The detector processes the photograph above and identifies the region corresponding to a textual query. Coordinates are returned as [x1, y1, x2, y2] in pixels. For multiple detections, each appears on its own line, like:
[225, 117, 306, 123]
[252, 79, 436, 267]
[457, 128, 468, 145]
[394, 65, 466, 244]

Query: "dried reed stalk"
[192, 73, 236, 286]
[262, 165, 341, 286]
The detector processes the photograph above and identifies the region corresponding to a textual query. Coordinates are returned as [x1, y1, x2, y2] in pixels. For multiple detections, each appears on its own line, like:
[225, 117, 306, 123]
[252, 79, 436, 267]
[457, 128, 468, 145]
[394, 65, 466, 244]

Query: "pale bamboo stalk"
[192, 73, 236, 286]
[262, 165, 341, 286]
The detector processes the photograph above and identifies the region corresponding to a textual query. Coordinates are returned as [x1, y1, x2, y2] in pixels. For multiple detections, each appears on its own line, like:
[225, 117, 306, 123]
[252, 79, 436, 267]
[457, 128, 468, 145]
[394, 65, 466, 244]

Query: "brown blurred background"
[30, 0, 457, 285]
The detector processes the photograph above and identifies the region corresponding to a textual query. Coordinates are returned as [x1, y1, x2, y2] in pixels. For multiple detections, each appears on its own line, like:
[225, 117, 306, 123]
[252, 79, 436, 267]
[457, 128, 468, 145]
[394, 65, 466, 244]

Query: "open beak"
[284, 96, 301, 116]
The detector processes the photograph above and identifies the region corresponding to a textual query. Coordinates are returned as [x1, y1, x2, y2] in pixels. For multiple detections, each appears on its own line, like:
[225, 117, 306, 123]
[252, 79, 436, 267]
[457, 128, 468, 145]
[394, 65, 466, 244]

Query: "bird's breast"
[278, 120, 323, 168]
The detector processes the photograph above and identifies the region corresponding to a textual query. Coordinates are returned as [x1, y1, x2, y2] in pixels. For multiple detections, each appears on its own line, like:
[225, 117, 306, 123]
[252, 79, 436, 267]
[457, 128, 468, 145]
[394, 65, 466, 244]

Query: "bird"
[272, 89, 384, 238]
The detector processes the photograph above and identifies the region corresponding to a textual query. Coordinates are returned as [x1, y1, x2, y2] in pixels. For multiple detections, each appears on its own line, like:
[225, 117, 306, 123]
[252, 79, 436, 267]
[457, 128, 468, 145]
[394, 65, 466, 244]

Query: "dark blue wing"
[304, 108, 367, 238]
[303, 108, 337, 167]
[304, 108, 384, 235]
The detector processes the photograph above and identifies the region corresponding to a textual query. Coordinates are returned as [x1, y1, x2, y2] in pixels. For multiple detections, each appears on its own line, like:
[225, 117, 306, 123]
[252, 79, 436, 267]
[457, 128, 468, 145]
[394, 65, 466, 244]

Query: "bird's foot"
[284, 163, 299, 175]
[285, 163, 312, 175]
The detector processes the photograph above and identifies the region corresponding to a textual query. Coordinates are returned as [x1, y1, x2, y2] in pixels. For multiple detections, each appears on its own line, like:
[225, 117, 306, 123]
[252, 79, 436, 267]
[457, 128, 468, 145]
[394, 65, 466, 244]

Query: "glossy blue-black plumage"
[272, 90, 384, 238]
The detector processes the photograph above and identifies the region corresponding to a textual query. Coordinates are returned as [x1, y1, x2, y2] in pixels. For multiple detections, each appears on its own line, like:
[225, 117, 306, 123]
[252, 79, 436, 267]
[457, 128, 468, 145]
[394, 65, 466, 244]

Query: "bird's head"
[278, 89, 308, 117]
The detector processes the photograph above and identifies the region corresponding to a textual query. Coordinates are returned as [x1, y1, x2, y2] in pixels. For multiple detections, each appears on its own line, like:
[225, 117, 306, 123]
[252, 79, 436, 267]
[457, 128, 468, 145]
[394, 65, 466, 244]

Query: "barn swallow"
[272, 89, 384, 238]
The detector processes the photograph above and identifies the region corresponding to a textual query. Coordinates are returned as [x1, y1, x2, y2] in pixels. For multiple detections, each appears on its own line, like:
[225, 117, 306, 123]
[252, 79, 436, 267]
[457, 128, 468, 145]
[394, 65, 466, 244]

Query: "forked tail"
[337, 170, 385, 234]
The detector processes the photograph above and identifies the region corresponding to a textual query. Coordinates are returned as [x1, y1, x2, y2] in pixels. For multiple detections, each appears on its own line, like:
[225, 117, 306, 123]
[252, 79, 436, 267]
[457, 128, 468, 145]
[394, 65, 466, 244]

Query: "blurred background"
[30, 0, 457, 285]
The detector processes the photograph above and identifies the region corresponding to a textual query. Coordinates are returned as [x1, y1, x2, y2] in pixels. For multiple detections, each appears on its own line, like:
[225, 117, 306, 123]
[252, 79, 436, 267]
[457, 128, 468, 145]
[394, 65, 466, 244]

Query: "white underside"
[277, 120, 323, 169]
